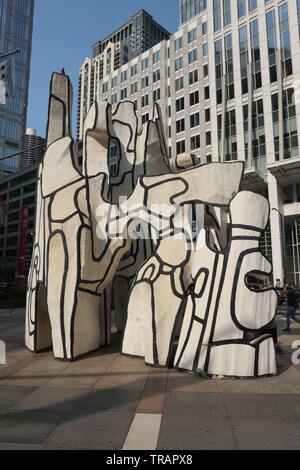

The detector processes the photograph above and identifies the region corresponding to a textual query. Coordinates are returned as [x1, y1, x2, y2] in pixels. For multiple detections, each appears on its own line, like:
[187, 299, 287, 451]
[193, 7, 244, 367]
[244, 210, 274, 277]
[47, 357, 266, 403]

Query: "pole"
[0, 49, 20, 60]
[0, 143, 46, 162]
[17, 205, 28, 290]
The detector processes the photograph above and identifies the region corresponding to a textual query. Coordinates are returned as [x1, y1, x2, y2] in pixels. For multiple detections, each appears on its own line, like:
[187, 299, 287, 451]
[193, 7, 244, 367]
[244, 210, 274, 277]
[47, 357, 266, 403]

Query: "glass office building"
[0, 0, 34, 174]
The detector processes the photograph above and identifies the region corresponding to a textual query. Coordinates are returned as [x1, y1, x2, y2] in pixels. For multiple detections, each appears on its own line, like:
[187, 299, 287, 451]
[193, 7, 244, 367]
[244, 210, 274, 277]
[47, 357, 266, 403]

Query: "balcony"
[267, 156, 300, 186]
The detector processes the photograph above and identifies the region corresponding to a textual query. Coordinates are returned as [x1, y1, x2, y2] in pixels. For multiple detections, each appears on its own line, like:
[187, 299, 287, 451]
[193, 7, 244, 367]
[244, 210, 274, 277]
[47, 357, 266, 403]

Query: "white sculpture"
[26, 72, 277, 378]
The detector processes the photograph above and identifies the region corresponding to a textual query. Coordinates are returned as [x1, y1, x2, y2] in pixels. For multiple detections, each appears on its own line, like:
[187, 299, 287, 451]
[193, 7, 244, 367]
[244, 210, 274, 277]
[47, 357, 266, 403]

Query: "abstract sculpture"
[26, 72, 277, 378]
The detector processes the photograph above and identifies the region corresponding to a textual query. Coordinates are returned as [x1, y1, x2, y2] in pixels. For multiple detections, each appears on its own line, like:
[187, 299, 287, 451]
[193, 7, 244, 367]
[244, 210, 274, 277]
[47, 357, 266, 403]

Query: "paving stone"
[42, 411, 134, 449]
[163, 392, 227, 418]
[0, 409, 67, 444]
[137, 369, 167, 414]
[0, 385, 37, 409]
[0, 357, 68, 386]
[94, 371, 148, 390]
[157, 413, 237, 450]
[167, 370, 218, 393]
[45, 356, 115, 388]
[14, 386, 89, 411]
[75, 389, 142, 414]
[221, 393, 300, 449]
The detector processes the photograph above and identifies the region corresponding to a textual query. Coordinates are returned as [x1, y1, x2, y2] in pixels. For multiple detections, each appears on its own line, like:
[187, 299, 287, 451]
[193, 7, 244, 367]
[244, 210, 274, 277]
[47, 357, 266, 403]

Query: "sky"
[27, 0, 180, 137]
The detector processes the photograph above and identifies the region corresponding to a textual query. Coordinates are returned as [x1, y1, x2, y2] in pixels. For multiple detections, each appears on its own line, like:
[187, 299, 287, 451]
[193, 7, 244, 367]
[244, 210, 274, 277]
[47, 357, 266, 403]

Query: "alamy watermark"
[291, 340, 300, 366]
[0, 340, 6, 365]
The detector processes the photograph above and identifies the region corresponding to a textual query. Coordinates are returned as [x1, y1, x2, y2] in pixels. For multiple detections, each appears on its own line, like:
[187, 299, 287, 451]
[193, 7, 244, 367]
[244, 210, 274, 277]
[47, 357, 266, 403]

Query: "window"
[223, 0, 231, 26]
[175, 56, 183, 71]
[189, 69, 198, 85]
[188, 28, 197, 43]
[224, 110, 237, 161]
[238, 0, 247, 18]
[191, 135, 200, 150]
[141, 76, 149, 89]
[243, 99, 266, 170]
[153, 88, 161, 101]
[153, 69, 161, 83]
[180, 0, 207, 23]
[111, 93, 118, 105]
[131, 64, 138, 76]
[188, 48, 197, 64]
[206, 131, 211, 145]
[205, 108, 210, 122]
[121, 71, 127, 82]
[202, 21, 207, 36]
[249, 0, 257, 11]
[141, 58, 149, 70]
[176, 140, 186, 155]
[266, 9, 277, 83]
[225, 33, 235, 99]
[111, 77, 117, 88]
[213, 0, 221, 32]
[250, 19, 262, 90]
[203, 64, 208, 78]
[176, 97, 185, 112]
[190, 90, 199, 106]
[175, 76, 184, 91]
[131, 82, 138, 94]
[153, 50, 160, 64]
[278, 2, 293, 77]
[239, 25, 248, 94]
[215, 38, 223, 104]
[121, 88, 127, 100]
[109, 140, 120, 177]
[204, 86, 210, 100]
[272, 88, 299, 160]
[176, 118, 185, 133]
[190, 113, 200, 128]
[175, 36, 183, 51]
[142, 113, 149, 124]
[141, 94, 149, 108]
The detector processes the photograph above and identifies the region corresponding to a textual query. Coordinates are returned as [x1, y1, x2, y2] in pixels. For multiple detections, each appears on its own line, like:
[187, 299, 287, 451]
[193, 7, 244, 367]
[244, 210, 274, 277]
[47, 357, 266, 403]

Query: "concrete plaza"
[0, 308, 299, 450]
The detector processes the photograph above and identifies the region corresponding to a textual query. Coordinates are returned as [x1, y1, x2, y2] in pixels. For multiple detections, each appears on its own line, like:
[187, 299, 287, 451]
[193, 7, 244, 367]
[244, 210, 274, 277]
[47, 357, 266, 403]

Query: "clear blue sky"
[27, 0, 179, 137]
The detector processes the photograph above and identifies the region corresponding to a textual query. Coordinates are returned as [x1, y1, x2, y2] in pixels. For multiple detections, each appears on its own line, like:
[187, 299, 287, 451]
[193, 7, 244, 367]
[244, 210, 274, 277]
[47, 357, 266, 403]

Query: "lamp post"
[272, 207, 286, 284]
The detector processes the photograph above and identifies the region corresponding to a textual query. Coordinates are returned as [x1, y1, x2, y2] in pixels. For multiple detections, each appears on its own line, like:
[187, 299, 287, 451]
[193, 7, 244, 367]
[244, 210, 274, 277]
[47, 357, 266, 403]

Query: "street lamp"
[272, 207, 286, 284]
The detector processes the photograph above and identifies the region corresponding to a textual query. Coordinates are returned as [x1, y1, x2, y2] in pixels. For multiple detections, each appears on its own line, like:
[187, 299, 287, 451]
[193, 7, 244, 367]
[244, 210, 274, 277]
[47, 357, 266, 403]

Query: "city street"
[0, 308, 299, 450]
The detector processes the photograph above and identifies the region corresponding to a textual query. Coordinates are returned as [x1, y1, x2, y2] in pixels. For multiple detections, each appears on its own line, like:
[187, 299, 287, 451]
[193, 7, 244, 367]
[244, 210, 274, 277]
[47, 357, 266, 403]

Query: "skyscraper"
[21, 128, 45, 169]
[0, 0, 35, 174]
[77, 9, 171, 139]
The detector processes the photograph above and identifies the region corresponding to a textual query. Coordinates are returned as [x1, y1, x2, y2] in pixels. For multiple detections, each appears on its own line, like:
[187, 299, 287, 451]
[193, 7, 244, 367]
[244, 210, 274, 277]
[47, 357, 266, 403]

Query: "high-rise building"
[0, 163, 38, 284]
[0, 0, 35, 174]
[21, 128, 46, 169]
[92, 0, 300, 285]
[77, 9, 171, 139]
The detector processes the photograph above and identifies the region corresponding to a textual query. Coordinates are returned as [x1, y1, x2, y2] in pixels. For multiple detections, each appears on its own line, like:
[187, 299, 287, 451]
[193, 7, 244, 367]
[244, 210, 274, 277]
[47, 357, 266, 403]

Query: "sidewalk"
[0, 308, 300, 450]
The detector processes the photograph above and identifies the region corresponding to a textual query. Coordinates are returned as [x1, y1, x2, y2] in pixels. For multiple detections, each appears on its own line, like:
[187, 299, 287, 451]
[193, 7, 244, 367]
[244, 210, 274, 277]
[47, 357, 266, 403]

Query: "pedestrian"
[283, 285, 300, 332]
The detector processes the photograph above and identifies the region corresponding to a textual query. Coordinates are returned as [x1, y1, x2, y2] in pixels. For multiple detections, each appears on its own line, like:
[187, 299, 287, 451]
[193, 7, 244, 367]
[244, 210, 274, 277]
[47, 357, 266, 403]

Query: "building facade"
[89, 0, 300, 286]
[77, 9, 171, 139]
[0, 163, 38, 284]
[21, 127, 45, 169]
[0, 0, 35, 174]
